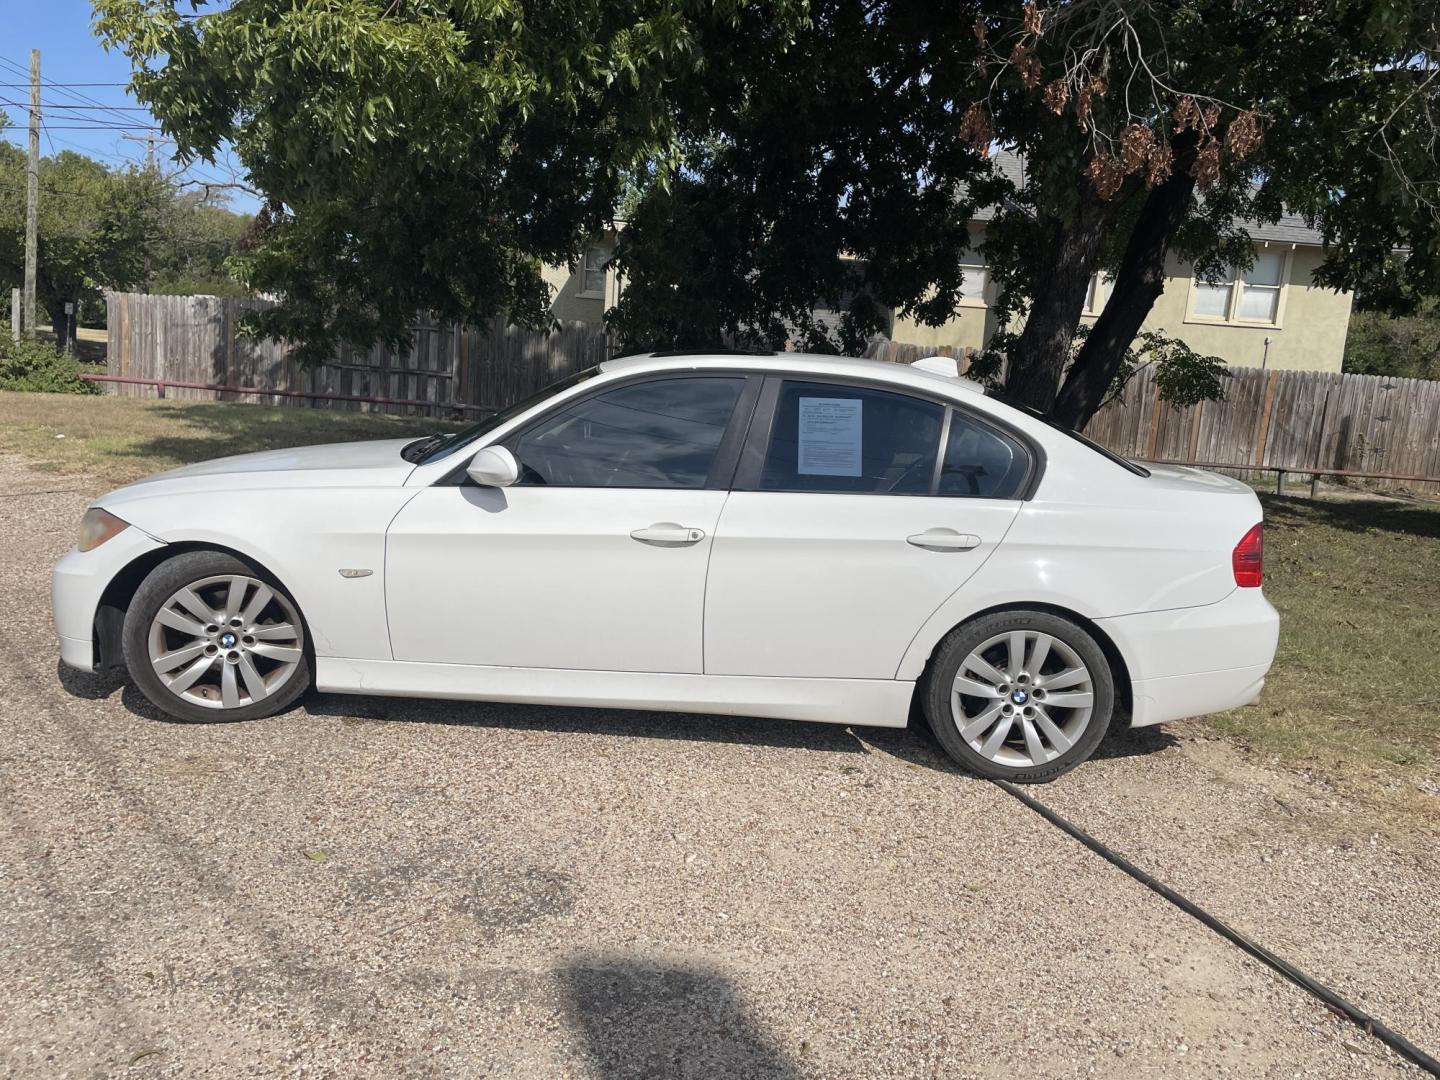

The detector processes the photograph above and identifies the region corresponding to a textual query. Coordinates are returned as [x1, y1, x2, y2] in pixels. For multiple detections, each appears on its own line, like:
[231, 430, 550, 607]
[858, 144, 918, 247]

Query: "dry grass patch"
[0, 390, 456, 488]
[1206, 493, 1440, 779]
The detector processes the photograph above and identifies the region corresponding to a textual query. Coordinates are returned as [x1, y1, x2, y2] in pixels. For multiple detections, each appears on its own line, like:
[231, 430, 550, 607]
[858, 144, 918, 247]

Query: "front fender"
[105, 486, 419, 661]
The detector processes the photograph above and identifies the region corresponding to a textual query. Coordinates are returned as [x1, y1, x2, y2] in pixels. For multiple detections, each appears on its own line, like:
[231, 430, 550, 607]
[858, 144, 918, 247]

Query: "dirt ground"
[1, 456, 1437, 1079]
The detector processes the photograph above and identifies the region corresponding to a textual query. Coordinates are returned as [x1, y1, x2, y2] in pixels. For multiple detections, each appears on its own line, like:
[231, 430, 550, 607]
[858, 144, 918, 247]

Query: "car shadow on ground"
[1261, 492, 1440, 539]
[558, 957, 801, 1079]
[61, 659, 1177, 770]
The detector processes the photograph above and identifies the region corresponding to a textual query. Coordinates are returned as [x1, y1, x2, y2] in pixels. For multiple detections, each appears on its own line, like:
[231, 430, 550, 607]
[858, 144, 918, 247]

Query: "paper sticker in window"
[797, 397, 863, 476]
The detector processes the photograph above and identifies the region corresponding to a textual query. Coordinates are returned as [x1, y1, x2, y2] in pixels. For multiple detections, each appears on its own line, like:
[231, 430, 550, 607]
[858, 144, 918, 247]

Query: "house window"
[579, 245, 610, 299]
[1084, 272, 1112, 315]
[959, 243, 988, 305]
[1237, 250, 1283, 321]
[1189, 247, 1288, 326]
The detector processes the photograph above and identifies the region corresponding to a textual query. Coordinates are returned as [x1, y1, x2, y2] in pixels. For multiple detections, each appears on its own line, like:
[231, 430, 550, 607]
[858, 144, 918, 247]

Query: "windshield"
[408, 367, 602, 465]
[993, 394, 1151, 477]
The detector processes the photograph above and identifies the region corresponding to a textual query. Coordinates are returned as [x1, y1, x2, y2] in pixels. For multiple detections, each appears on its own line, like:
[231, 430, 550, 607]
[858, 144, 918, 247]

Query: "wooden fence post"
[1253, 370, 1280, 466]
[1144, 380, 1163, 460]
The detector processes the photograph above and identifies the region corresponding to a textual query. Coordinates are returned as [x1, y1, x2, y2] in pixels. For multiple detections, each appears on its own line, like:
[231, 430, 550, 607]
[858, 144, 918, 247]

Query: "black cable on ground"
[992, 778, 1440, 1077]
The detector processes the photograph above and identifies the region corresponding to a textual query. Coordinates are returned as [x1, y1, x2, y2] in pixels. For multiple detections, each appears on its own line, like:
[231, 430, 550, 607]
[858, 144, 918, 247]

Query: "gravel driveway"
[1, 457, 1436, 1079]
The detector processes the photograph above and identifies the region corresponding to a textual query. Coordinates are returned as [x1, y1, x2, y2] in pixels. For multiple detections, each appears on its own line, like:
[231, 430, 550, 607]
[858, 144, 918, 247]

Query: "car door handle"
[630, 523, 706, 546]
[906, 529, 982, 551]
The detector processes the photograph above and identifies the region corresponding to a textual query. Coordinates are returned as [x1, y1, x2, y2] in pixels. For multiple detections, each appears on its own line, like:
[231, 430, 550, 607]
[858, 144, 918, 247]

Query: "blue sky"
[1, 0, 260, 214]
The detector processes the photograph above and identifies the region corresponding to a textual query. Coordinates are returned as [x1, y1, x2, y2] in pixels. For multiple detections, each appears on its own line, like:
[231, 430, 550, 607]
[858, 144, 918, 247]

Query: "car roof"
[600, 351, 979, 400]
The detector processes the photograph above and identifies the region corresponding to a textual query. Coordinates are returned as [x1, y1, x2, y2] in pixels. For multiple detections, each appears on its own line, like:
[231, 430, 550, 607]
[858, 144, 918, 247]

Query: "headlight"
[77, 507, 130, 552]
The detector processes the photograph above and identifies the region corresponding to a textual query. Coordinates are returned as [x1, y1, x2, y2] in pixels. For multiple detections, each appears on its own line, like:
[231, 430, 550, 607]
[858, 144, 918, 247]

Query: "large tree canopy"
[98, 0, 1440, 425]
[97, 0, 811, 363]
[0, 146, 163, 347]
[0, 143, 253, 346]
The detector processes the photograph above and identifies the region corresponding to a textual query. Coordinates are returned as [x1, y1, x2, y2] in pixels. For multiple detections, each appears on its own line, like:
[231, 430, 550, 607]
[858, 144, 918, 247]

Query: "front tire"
[922, 610, 1114, 783]
[122, 551, 312, 723]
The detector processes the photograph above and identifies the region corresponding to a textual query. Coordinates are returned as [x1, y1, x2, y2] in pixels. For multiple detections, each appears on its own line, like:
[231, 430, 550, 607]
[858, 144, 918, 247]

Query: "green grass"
[1, 390, 1436, 782]
[1206, 494, 1440, 774]
[0, 389, 459, 487]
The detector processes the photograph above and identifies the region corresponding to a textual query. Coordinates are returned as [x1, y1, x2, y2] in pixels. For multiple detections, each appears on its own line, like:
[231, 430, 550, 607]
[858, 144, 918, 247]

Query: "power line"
[0, 54, 139, 130]
[0, 82, 129, 88]
[16, 126, 160, 132]
[0, 99, 152, 112]
[34, 130, 144, 167]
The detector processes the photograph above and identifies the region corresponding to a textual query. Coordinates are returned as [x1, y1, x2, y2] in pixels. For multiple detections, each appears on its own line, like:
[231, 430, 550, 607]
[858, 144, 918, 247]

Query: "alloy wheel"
[146, 574, 304, 710]
[950, 630, 1095, 768]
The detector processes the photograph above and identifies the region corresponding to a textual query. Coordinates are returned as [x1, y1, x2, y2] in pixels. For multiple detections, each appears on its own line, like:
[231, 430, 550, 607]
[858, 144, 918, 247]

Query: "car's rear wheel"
[922, 610, 1114, 783]
[122, 551, 311, 723]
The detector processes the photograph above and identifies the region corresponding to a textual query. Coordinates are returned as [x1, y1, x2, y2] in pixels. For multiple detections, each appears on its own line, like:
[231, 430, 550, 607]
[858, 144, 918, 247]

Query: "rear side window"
[938, 412, 1031, 498]
[512, 376, 744, 488]
[759, 382, 944, 494]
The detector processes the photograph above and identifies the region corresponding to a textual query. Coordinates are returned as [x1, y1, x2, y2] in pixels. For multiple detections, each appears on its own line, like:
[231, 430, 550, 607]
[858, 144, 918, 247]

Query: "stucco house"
[542, 227, 624, 326]
[543, 157, 1352, 373]
[891, 153, 1353, 373]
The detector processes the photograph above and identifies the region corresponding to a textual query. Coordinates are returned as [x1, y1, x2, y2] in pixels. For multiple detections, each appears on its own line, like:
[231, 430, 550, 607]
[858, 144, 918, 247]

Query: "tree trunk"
[1002, 189, 1112, 413]
[1051, 169, 1198, 430]
[46, 299, 72, 355]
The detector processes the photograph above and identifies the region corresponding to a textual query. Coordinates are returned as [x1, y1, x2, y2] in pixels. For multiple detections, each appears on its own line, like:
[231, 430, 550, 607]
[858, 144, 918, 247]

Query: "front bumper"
[1096, 587, 1280, 728]
[52, 525, 167, 673]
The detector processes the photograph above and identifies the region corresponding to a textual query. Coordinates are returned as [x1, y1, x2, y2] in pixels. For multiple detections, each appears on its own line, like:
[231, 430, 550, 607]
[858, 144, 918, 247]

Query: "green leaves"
[96, 0, 811, 363]
[92, 0, 1440, 416]
[0, 143, 250, 323]
[0, 333, 100, 394]
[1101, 329, 1230, 412]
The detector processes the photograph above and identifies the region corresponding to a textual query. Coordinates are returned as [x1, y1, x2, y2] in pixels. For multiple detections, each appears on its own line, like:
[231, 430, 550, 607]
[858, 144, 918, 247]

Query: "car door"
[703, 377, 1033, 679]
[385, 373, 758, 673]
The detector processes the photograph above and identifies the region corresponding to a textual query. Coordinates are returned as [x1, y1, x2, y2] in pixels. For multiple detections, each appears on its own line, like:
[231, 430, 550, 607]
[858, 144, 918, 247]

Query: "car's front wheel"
[122, 551, 311, 723]
[922, 610, 1114, 783]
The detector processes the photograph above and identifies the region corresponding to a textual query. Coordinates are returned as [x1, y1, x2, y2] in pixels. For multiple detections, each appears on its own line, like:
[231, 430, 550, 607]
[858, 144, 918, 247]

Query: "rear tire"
[922, 610, 1114, 783]
[122, 551, 312, 723]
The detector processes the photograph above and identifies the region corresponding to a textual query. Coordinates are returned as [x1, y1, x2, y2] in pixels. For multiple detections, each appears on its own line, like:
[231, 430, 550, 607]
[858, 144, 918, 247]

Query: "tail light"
[1233, 523, 1264, 587]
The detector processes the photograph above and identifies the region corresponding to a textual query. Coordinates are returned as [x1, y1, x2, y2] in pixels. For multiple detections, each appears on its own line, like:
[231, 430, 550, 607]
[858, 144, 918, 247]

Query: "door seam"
[699, 490, 733, 675]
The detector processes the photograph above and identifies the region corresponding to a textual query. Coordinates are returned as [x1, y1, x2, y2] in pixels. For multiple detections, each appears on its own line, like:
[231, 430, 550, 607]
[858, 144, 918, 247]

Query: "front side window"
[414, 367, 601, 465]
[759, 382, 944, 494]
[938, 412, 1030, 498]
[511, 376, 744, 489]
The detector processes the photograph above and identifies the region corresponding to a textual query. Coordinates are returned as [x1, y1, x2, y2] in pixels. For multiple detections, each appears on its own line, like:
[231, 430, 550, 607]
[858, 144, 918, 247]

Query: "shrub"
[0, 325, 100, 394]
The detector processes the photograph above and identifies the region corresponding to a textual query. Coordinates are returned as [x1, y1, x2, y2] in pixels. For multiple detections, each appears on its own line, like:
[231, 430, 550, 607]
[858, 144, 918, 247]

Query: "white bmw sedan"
[53, 352, 1278, 782]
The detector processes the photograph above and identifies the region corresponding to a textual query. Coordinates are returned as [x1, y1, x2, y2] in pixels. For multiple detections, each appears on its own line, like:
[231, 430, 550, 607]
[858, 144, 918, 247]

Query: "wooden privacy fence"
[106, 292, 1440, 491]
[105, 292, 613, 417]
[1083, 364, 1440, 493]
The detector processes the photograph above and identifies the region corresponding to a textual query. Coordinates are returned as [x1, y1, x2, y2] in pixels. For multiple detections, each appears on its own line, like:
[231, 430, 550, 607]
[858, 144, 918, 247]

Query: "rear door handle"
[630, 522, 706, 546]
[907, 529, 982, 551]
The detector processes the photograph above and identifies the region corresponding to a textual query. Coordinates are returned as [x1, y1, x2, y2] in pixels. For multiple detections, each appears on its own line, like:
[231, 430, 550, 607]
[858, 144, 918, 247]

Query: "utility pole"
[120, 131, 170, 172]
[23, 49, 39, 340]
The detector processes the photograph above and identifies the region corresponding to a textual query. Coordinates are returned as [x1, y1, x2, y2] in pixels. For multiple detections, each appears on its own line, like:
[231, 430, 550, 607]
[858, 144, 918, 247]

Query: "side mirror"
[466, 445, 520, 487]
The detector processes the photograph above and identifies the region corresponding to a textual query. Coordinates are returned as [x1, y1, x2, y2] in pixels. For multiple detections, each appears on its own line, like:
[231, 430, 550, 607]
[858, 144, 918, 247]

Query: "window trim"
[732, 373, 1043, 500]
[1184, 245, 1292, 329]
[443, 371, 765, 491]
[577, 244, 610, 300]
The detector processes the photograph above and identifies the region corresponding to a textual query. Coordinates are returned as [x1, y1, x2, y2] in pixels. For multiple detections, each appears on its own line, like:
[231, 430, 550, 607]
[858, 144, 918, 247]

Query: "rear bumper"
[52, 526, 167, 673]
[1096, 588, 1279, 728]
